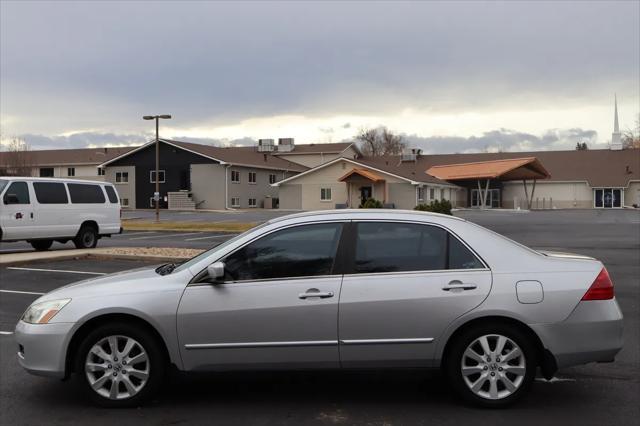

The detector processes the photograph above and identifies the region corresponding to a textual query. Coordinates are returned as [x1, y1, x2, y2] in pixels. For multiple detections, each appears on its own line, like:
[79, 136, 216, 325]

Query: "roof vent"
[257, 139, 275, 152]
[277, 138, 295, 152]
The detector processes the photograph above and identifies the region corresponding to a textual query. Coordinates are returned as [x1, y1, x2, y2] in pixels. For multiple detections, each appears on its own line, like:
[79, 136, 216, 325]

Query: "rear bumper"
[531, 299, 624, 369]
[99, 223, 121, 236]
[14, 321, 74, 379]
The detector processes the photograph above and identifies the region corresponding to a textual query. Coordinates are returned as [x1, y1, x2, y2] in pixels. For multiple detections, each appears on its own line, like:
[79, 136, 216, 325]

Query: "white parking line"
[6, 267, 106, 276]
[112, 231, 158, 237]
[0, 289, 45, 295]
[184, 234, 233, 241]
[130, 232, 202, 240]
[0, 331, 14, 335]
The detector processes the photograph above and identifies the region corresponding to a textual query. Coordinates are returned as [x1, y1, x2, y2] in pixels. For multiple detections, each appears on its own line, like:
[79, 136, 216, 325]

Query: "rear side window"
[223, 223, 343, 281]
[33, 182, 68, 204]
[353, 222, 484, 274]
[104, 185, 119, 203]
[3, 182, 30, 204]
[68, 183, 106, 204]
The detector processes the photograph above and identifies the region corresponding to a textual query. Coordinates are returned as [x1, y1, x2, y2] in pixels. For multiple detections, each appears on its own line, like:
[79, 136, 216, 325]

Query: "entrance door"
[471, 189, 500, 208]
[177, 222, 345, 371]
[360, 186, 372, 205]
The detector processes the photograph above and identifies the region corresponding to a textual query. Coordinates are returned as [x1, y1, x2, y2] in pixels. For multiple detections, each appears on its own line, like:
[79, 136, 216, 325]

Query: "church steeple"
[611, 94, 622, 150]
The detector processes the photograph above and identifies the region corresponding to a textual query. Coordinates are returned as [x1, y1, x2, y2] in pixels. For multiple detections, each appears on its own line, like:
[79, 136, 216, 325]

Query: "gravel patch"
[96, 247, 205, 259]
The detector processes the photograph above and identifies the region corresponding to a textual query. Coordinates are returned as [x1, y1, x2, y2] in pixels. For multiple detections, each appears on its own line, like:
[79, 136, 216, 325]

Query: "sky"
[1, 0, 639, 154]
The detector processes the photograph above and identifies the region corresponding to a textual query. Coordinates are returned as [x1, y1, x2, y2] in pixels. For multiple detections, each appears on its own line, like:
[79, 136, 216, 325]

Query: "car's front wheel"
[446, 323, 537, 408]
[75, 323, 166, 407]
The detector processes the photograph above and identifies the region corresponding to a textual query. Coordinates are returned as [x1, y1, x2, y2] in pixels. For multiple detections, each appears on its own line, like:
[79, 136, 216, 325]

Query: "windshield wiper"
[155, 262, 178, 275]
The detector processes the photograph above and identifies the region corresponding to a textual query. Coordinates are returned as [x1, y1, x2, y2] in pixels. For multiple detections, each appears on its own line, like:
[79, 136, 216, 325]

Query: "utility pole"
[143, 114, 172, 222]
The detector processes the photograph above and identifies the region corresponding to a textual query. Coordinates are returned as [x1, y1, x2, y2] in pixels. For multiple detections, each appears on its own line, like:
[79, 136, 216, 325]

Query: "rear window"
[68, 183, 106, 204]
[33, 182, 68, 204]
[104, 185, 119, 203]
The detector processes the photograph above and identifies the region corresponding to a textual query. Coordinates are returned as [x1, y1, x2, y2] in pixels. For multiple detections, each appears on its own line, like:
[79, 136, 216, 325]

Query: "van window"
[33, 182, 68, 204]
[104, 185, 119, 203]
[0, 180, 8, 194]
[3, 182, 30, 204]
[68, 183, 106, 204]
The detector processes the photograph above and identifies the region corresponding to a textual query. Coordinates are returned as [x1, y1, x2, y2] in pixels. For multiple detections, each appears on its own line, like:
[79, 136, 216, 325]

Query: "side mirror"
[3, 194, 19, 205]
[206, 261, 225, 282]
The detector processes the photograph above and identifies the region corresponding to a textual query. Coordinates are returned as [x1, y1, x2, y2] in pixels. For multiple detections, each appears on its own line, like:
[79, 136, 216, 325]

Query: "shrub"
[414, 199, 452, 215]
[360, 198, 384, 208]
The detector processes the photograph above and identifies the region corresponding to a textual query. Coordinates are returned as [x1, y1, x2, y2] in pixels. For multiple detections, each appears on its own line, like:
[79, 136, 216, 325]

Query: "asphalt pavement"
[0, 209, 638, 425]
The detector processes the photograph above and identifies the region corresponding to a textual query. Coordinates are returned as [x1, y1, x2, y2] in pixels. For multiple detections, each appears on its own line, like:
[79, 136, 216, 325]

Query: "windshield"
[172, 221, 271, 273]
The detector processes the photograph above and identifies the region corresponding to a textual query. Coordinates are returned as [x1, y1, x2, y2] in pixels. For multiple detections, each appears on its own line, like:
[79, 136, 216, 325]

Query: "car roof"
[267, 209, 467, 225]
[0, 177, 113, 185]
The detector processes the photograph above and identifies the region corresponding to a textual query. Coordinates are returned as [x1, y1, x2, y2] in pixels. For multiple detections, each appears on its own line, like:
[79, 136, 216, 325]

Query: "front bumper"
[14, 320, 75, 379]
[531, 299, 624, 369]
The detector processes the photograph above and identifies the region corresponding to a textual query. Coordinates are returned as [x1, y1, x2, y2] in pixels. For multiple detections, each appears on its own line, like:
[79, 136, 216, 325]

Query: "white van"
[0, 177, 122, 251]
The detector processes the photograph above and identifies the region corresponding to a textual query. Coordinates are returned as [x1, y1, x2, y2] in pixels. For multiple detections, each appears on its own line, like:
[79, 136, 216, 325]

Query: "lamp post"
[143, 114, 172, 223]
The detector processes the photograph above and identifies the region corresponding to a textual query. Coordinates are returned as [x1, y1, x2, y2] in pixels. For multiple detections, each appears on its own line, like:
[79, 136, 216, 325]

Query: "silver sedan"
[14, 210, 623, 407]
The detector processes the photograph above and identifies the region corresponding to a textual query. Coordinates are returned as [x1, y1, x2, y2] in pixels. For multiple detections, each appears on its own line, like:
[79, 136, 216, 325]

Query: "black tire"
[74, 225, 98, 249]
[30, 239, 53, 251]
[445, 323, 537, 408]
[74, 322, 166, 408]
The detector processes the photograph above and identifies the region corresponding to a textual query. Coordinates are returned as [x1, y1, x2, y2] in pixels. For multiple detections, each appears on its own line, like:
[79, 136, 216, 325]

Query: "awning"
[338, 168, 386, 182]
[426, 157, 550, 181]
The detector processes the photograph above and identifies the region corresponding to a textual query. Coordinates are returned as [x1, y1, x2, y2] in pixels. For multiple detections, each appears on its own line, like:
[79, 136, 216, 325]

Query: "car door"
[338, 221, 492, 368]
[1, 181, 34, 240]
[177, 222, 346, 371]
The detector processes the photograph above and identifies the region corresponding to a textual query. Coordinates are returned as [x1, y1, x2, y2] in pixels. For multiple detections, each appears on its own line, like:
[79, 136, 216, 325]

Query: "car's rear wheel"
[446, 323, 537, 408]
[30, 239, 53, 251]
[75, 323, 166, 407]
[74, 225, 98, 249]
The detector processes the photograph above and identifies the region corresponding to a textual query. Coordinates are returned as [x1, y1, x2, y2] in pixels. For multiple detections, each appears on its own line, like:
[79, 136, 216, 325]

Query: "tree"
[622, 113, 640, 149]
[0, 138, 32, 176]
[575, 142, 588, 150]
[355, 127, 406, 156]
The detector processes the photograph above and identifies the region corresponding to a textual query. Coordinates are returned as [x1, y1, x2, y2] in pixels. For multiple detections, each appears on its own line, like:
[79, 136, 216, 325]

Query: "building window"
[429, 188, 435, 200]
[115, 172, 129, 183]
[39, 167, 54, 177]
[97, 167, 105, 176]
[417, 187, 425, 202]
[231, 170, 240, 183]
[121, 198, 129, 207]
[150, 170, 166, 183]
[248, 172, 257, 184]
[594, 188, 622, 208]
[248, 198, 257, 208]
[269, 173, 277, 184]
[231, 197, 240, 207]
[320, 188, 332, 201]
[440, 188, 445, 200]
[67, 167, 75, 177]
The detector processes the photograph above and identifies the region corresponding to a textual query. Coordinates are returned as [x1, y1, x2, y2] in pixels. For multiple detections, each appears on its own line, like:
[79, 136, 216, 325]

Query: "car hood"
[537, 250, 595, 260]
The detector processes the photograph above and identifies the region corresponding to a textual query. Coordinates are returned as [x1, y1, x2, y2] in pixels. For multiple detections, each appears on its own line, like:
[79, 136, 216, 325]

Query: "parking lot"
[0, 209, 638, 425]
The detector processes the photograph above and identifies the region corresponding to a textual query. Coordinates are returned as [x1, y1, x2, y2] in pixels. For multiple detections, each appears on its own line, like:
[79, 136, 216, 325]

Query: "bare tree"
[0, 138, 32, 176]
[355, 127, 406, 156]
[622, 113, 640, 149]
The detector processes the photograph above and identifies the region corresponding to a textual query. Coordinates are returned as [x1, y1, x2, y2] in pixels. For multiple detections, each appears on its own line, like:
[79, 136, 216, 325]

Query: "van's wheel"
[30, 240, 53, 251]
[74, 225, 98, 249]
[445, 323, 537, 408]
[75, 322, 166, 407]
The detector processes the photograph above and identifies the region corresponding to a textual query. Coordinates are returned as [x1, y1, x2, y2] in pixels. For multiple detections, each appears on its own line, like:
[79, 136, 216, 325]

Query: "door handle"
[442, 280, 477, 291]
[299, 288, 334, 299]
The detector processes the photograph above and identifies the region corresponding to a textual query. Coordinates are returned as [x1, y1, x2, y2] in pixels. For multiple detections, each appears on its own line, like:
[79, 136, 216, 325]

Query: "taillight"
[581, 267, 614, 300]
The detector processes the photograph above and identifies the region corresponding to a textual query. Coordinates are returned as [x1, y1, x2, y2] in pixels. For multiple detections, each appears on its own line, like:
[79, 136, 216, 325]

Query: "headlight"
[22, 299, 71, 324]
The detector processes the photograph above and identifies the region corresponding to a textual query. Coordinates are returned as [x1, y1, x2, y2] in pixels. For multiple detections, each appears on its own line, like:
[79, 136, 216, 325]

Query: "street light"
[143, 114, 172, 223]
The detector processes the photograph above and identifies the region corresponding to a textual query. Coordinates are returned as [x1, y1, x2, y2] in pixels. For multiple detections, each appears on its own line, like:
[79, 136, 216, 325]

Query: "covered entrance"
[338, 168, 387, 208]
[427, 157, 550, 209]
[594, 188, 623, 208]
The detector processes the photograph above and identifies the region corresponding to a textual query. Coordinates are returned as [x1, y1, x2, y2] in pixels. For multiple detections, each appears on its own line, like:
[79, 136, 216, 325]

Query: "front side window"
[353, 222, 483, 274]
[320, 188, 332, 201]
[33, 182, 68, 204]
[248, 172, 257, 184]
[68, 183, 106, 203]
[3, 181, 30, 204]
[116, 172, 129, 183]
[231, 170, 240, 183]
[223, 223, 343, 281]
[150, 170, 165, 183]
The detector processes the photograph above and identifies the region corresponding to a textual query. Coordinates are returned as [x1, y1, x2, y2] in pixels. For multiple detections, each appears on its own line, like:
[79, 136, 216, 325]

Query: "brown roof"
[426, 157, 550, 181]
[0, 146, 135, 167]
[338, 168, 386, 182]
[360, 149, 640, 187]
[273, 142, 355, 155]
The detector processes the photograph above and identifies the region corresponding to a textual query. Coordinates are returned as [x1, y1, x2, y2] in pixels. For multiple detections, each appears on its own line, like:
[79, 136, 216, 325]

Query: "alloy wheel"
[85, 335, 150, 400]
[460, 334, 526, 400]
